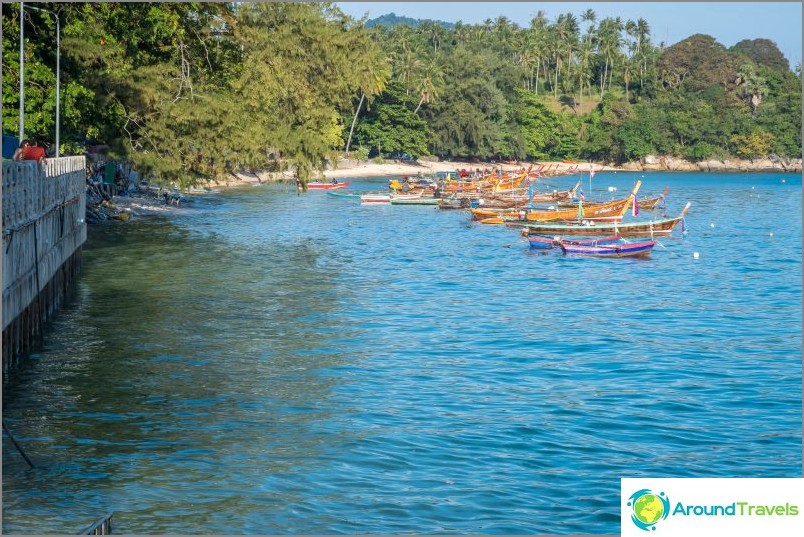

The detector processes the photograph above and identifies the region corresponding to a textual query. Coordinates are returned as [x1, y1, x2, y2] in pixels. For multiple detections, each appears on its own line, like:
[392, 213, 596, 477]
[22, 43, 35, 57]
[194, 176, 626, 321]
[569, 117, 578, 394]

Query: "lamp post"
[19, 1, 24, 142]
[22, 3, 60, 157]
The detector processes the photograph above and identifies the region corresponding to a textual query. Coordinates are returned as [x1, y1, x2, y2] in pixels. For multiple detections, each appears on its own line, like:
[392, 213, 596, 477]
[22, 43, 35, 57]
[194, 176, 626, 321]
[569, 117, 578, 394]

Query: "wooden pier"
[2, 157, 87, 374]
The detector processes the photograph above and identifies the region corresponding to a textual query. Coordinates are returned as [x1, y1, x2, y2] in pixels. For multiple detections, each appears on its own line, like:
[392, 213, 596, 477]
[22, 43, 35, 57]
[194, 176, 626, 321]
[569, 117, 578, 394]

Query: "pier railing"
[2, 156, 87, 372]
[81, 512, 114, 535]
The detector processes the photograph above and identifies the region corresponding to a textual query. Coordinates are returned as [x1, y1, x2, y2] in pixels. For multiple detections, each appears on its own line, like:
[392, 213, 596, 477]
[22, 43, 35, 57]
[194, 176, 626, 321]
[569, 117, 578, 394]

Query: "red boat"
[307, 181, 351, 190]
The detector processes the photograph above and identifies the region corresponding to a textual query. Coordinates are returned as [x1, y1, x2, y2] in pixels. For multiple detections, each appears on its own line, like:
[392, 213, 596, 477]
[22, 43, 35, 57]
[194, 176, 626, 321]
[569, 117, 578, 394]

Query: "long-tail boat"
[558, 185, 667, 210]
[527, 234, 621, 249]
[516, 201, 692, 237]
[558, 238, 657, 258]
[472, 180, 641, 223]
[307, 181, 351, 190]
[637, 186, 669, 210]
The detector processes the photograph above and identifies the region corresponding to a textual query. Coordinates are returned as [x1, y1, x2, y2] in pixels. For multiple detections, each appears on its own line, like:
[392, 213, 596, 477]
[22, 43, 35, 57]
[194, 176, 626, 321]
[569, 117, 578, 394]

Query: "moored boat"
[307, 181, 351, 190]
[390, 196, 439, 205]
[473, 180, 641, 223]
[526, 235, 622, 249]
[361, 193, 391, 204]
[558, 238, 657, 258]
[516, 201, 692, 237]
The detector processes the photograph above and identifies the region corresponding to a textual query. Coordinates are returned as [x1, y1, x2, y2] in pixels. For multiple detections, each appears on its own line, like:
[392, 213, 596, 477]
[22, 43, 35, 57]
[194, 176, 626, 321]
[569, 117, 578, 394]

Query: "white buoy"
[769, 232, 774, 237]
[710, 223, 715, 228]
[693, 252, 700, 259]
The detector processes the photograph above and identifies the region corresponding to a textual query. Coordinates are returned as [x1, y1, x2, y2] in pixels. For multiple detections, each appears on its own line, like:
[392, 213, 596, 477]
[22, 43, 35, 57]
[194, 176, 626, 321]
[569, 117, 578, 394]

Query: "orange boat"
[473, 181, 641, 223]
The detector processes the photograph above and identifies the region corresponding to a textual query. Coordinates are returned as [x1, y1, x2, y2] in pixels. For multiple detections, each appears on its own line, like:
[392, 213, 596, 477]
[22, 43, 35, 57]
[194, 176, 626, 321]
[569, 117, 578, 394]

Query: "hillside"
[365, 12, 455, 30]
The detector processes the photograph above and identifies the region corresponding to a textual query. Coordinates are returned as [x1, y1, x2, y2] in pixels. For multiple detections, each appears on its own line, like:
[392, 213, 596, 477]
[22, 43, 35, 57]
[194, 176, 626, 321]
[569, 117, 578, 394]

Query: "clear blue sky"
[335, 2, 803, 69]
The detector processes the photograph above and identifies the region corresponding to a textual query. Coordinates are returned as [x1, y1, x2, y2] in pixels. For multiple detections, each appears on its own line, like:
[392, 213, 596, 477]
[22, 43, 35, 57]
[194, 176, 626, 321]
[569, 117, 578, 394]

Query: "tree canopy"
[2, 3, 800, 186]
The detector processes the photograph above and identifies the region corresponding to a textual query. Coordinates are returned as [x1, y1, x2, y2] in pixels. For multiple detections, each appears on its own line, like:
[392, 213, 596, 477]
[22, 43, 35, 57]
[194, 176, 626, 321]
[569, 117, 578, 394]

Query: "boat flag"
[632, 193, 639, 217]
[579, 189, 585, 201]
[589, 170, 596, 178]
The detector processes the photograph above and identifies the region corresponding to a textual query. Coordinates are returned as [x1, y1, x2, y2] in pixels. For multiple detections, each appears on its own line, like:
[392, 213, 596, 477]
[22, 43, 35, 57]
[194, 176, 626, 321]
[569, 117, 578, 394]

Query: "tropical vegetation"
[2, 3, 800, 187]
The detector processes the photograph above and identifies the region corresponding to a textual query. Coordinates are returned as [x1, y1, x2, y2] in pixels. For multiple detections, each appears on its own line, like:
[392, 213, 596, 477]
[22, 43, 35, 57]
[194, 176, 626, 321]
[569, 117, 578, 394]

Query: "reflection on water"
[3, 173, 802, 534]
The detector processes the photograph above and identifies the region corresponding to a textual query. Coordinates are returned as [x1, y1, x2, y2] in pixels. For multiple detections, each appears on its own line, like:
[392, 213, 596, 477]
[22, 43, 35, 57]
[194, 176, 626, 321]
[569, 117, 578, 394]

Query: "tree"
[355, 82, 430, 157]
[730, 130, 774, 159]
[736, 63, 768, 116]
[731, 39, 790, 72]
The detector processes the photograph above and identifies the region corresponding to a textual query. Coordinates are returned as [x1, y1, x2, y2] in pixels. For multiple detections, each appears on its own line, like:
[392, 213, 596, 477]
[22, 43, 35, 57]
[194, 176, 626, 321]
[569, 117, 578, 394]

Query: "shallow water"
[2, 171, 801, 534]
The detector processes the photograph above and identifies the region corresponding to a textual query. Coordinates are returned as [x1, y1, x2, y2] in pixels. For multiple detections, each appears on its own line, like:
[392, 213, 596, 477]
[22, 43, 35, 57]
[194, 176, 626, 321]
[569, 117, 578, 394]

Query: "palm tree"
[345, 43, 390, 156]
[527, 13, 549, 95]
[413, 60, 445, 114]
[454, 21, 471, 46]
[736, 64, 767, 116]
[579, 8, 597, 101]
[394, 45, 422, 95]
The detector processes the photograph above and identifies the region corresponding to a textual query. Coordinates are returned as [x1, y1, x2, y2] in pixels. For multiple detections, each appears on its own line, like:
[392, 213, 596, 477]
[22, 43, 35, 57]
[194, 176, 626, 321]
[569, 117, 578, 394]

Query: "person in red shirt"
[12, 139, 30, 160]
[21, 139, 46, 162]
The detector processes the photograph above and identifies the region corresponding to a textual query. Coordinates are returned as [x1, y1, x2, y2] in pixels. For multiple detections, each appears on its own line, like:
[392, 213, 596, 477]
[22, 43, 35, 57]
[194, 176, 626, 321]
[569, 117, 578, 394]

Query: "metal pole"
[55, 13, 60, 156]
[24, 5, 60, 156]
[19, 1, 24, 142]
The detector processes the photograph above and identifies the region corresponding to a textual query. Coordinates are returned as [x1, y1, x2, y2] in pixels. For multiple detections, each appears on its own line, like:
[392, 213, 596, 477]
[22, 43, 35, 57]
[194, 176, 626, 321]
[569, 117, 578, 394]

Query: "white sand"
[322, 159, 616, 180]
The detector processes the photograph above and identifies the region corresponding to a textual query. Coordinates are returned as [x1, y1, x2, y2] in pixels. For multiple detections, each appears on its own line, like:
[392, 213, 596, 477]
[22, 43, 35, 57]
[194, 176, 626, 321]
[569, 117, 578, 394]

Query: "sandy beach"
[210, 159, 617, 188]
[321, 159, 615, 180]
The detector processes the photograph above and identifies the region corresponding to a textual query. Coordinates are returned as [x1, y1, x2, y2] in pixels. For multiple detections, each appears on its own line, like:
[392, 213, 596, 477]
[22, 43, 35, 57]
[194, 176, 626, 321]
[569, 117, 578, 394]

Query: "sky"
[335, 2, 803, 69]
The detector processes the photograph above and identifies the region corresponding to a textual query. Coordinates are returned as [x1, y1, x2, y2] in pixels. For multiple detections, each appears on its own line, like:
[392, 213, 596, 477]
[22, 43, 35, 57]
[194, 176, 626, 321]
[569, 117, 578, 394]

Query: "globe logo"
[627, 489, 670, 531]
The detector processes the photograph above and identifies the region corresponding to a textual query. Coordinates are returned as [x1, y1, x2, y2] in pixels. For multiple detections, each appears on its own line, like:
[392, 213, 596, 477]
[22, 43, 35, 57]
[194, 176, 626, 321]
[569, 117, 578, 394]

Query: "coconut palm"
[413, 60, 445, 114]
[345, 42, 390, 155]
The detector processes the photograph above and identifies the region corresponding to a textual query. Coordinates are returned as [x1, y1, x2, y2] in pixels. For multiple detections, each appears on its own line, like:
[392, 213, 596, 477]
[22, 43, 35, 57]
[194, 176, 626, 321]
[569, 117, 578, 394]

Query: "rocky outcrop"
[624, 155, 802, 173]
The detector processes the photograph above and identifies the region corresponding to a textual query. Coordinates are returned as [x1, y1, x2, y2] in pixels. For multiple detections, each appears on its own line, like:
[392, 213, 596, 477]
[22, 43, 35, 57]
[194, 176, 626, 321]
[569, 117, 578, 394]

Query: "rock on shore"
[620, 155, 802, 173]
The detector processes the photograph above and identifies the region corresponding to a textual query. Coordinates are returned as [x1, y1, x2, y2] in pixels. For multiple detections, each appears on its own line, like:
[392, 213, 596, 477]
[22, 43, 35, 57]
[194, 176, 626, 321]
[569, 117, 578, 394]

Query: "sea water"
[2, 172, 801, 534]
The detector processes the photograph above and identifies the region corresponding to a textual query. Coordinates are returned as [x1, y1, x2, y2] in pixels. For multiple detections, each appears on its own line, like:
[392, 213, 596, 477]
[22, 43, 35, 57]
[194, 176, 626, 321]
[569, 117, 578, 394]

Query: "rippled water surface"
[3, 172, 801, 534]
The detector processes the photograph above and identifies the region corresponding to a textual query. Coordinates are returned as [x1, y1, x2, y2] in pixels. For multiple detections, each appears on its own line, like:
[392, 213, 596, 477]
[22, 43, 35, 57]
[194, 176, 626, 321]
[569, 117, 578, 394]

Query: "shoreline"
[320, 159, 613, 180]
[208, 156, 801, 189]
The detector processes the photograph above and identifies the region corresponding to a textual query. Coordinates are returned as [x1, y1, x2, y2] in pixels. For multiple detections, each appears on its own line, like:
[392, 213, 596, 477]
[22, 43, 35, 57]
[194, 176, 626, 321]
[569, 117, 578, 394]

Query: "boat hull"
[517, 217, 684, 237]
[361, 194, 391, 204]
[559, 240, 656, 258]
[308, 181, 351, 190]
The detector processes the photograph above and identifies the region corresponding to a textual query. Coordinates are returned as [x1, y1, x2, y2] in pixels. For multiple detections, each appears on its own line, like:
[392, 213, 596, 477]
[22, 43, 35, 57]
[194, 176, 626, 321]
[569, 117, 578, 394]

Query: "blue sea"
[2, 171, 801, 534]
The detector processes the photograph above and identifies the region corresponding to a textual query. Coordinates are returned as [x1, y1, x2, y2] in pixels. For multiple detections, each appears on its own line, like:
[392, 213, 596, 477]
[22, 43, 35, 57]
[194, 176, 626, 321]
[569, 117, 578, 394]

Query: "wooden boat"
[530, 181, 581, 203]
[360, 193, 391, 204]
[437, 197, 471, 210]
[307, 181, 351, 190]
[473, 180, 641, 223]
[558, 186, 668, 210]
[527, 235, 621, 249]
[558, 238, 657, 258]
[326, 190, 361, 199]
[517, 201, 692, 237]
[390, 196, 439, 205]
[638, 186, 669, 210]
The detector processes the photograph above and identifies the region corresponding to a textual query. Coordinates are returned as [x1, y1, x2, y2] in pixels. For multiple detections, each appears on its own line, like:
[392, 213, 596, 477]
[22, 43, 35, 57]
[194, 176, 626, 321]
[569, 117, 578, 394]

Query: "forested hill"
[2, 3, 800, 187]
[365, 13, 454, 30]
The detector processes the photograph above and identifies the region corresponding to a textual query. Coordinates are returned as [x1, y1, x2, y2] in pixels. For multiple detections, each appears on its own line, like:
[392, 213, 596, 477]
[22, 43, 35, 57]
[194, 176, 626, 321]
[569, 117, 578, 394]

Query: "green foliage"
[2, 2, 799, 182]
[352, 146, 370, 161]
[730, 131, 775, 159]
[511, 88, 557, 160]
[731, 39, 790, 72]
[355, 83, 431, 158]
